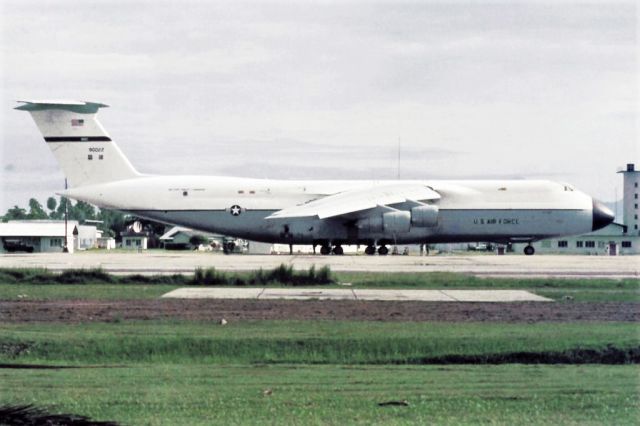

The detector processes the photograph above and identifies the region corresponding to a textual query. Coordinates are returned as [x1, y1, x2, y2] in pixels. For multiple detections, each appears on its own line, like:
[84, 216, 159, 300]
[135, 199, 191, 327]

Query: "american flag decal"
[71, 119, 84, 126]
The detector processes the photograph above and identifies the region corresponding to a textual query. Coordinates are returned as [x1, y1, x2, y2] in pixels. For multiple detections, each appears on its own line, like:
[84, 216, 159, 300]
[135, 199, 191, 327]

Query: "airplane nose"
[592, 199, 615, 231]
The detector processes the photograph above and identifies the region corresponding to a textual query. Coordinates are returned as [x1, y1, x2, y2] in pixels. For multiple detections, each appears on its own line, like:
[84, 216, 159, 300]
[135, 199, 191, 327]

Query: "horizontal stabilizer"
[15, 100, 109, 113]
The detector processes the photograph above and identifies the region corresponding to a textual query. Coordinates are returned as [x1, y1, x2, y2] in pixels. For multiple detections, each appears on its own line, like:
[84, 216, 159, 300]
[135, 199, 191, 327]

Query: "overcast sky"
[1, 0, 638, 213]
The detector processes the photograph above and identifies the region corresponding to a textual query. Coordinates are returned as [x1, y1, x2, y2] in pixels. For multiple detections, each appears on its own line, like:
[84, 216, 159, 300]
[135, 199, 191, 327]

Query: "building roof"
[159, 226, 223, 241]
[0, 221, 78, 237]
[159, 226, 192, 241]
[120, 231, 148, 238]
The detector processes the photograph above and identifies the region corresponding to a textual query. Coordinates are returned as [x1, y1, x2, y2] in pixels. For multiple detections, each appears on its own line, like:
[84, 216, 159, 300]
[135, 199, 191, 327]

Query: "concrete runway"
[162, 288, 552, 302]
[0, 251, 638, 278]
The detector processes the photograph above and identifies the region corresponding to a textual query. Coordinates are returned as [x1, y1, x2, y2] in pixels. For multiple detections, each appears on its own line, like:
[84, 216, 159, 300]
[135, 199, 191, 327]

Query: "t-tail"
[15, 100, 140, 187]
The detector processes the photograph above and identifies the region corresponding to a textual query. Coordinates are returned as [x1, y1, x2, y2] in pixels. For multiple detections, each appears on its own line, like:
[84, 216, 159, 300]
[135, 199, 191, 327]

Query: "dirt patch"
[0, 405, 119, 426]
[405, 346, 640, 365]
[0, 299, 638, 323]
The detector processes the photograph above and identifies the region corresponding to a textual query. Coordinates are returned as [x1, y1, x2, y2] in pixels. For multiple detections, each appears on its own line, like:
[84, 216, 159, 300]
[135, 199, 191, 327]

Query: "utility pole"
[63, 178, 69, 253]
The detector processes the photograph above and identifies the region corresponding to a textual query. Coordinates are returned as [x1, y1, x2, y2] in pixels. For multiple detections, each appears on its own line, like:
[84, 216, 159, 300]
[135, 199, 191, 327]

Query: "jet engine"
[357, 211, 411, 234]
[383, 211, 411, 233]
[411, 205, 439, 227]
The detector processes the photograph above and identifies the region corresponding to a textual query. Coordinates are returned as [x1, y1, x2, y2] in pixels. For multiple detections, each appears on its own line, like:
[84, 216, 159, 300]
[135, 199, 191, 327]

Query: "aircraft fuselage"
[65, 175, 597, 246]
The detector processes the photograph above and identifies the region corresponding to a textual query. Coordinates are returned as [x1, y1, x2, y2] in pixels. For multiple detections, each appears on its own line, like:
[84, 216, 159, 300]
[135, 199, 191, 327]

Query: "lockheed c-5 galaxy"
[16, 100, 614, 255]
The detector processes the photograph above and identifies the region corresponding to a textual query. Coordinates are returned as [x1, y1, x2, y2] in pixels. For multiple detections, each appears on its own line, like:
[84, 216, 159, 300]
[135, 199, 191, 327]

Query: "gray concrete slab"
[1, 252, 637, 279]
[440, 290, 551, 302]
[161, 287, 552, 302]
[259, 288, 356, 300]
[161, 288, 264, 299]
[351, 289, 453, 301]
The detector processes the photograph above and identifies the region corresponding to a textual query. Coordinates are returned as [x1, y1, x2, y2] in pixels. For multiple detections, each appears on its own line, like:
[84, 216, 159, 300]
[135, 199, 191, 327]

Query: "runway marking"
[161, 288, 552, 302]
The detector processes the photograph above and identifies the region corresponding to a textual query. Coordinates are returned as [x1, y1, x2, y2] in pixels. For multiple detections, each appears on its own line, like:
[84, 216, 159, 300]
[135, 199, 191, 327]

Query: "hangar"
[0, 220, 103, 254]
[0, 220, 78, 253]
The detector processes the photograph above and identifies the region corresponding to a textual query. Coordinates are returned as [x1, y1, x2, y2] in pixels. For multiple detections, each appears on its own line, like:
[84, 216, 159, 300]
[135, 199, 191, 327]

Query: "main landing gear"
[524, 245, 535, 256]
[319, 244, 344, 255]
[319, 243, 390, 256]
[364, 244, 389, 255]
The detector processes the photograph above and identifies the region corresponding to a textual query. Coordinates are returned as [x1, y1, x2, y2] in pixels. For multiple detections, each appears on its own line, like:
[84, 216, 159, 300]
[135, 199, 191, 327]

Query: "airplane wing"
[267, 184, 440, 219]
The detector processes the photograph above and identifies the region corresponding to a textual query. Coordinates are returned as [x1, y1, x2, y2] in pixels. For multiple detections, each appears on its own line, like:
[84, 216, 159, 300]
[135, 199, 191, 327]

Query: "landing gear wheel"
[320, 245, 331, 255]
[364, 245, 376, 256]
[524, 245, 535, 256]
[378, 245, 389, 256]
[332, 245, 344, 255]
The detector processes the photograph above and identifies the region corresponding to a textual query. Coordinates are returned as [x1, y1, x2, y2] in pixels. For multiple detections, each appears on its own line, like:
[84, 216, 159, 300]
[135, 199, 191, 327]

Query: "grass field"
[1, 269, 638, 424]
[2, 364, 637, 425]
[1, 321, 638, 365]
[0, 268, 638, 302]
[1, 320, 638, 425]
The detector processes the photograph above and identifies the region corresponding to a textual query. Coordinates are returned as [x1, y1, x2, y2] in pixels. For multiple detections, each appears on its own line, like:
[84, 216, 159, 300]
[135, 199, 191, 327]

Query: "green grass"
[1, 321, 637, 365]
[1, 364, 637, 425]
[0, 264, 333, 286]
[1, 319, 638, 424]
[338, 271, 640, 290]
[0, 283, 177, 300]
[0, 268, 638, 302]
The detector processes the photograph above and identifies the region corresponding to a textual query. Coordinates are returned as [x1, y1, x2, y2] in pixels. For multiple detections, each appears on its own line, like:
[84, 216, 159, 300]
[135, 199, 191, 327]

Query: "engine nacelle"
[356, 216, 383, 233]
[411, 205, 439, 227]
[356, 211, 412, 234]
[382, 211, 411, 234]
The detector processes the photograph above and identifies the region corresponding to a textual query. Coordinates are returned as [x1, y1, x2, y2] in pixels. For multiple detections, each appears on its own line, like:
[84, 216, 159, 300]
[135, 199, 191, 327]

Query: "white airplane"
[16, 100, 614, 255]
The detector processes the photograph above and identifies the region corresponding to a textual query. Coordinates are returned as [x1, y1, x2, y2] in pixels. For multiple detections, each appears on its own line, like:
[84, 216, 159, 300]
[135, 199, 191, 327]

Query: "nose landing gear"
[524, 245, 535, 256]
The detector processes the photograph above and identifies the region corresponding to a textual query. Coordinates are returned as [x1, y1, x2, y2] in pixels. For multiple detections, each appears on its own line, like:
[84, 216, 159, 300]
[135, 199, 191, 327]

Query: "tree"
[27, 198, 48, 220]
[55, 197, 70, 220]
[2, 205, 27, 221]
[46, 197, 57, 216]
[97, 208, 127, 240]
[64, 200, 97, 223]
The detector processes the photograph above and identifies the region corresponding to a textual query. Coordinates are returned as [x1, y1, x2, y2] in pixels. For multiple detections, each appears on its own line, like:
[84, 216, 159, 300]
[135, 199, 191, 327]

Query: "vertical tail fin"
[15, 100, 140, 188]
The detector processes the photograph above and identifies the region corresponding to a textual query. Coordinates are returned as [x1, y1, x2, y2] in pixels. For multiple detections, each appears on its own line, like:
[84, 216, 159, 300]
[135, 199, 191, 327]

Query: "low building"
[120, 231, 148, 250]
[97, 236, 116, 250]
[0, 220, 79, 253]
[514, 222, 638, 255]
[77, 225, 102, 250]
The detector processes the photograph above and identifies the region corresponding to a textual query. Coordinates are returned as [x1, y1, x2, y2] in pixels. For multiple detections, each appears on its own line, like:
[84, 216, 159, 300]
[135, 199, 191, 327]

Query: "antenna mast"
[63, 178, 69, 253]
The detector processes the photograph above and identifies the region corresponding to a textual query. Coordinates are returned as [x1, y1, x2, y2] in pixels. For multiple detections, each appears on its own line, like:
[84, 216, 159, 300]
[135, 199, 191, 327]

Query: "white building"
[514, 222, 637, 255]
[0, 220, 79, 253]
[120, 230, 148, 250]
[619, 163, 639, 235]
[76, 225, 102, 250]
[97, 236, 116, 250]
[0, 220, 103, 253]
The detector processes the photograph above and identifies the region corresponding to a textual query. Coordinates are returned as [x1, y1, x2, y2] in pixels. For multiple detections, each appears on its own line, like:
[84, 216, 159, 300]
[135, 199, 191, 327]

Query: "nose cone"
[592, 199, 615, 231]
